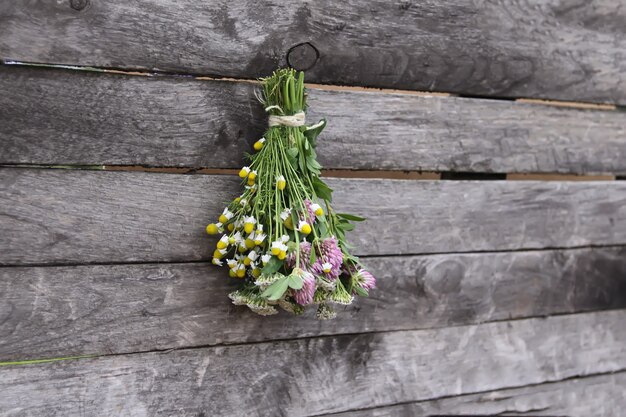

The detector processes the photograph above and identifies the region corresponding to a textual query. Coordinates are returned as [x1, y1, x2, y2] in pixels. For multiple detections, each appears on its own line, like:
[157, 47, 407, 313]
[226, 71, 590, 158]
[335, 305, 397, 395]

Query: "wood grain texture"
[327, 372, 626, 417]
[0, 310, 624, 416]
[2, 247, 625, 361]
[2, 168, 626, 264]
[1, 66, 626, 174]
[1, 1, 625, 103]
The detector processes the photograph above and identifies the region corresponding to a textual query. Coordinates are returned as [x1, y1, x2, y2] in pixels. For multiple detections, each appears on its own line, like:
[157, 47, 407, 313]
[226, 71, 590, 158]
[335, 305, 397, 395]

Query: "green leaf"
[309, 244, 318, 264]
[262, 277, 289, 300]
[337, 221, 355, 232]
[305, 155, 321, 176]
[335, 227, 345, 241]
[306, 156, 322, 170]
[354, 286, 369, 297]
[286, 153, 298, 170]
[337, 213, 366, 222]
[261, 257, 283, 275]
[312, 177, 333, 202]
[304, 119, 327, 147]
[298, 152, 307, 174]
[287, 273, 304, 290]
[317, 221, 329, 238]
[287, 147, 299, 158]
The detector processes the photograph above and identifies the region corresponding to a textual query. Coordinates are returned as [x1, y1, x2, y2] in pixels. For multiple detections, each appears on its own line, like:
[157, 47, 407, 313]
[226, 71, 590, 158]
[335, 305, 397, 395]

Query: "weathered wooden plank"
[1, 1, 625, 103]
[2, 247, 624, 362]
[327, 372, 626, 417]
[0, 310, 624, 416]
[1, 66, 626, 174]
[2, 168, 626, 264]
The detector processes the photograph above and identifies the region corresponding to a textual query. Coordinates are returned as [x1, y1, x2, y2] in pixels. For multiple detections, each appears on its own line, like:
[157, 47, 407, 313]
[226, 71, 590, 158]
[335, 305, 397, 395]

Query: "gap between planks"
[311, 369, 626, 417]
[1, 61, 620, 111]
[76, 166, 624, 182]
[3, 307, 625, 367]
[1, 242, 625, 268]
[0, 165, 618, 182]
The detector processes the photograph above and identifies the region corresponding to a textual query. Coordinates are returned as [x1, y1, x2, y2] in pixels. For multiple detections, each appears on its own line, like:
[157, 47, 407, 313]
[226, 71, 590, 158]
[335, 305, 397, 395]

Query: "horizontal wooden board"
[1, 1, 625, 103]
[328, 372, 626, 417]
[2, 246, 624, 361]
[0, 310, 624, 416]
[2, 168, 626, 264]
[1, 66, 626, 174]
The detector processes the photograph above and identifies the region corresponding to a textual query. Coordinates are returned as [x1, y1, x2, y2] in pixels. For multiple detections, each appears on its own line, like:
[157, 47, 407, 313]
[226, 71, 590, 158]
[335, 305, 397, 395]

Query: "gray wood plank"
[326, 372, 626, 417]
[0, 310, 624, 416]
[2, 247, 624, 362]
[2, 168, 626, 265]
[1, 66, 626, 174]
[1, 1, 625, 103]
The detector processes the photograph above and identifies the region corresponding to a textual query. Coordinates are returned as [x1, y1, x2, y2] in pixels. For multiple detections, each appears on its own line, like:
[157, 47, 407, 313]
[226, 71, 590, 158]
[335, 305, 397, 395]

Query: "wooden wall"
[1, 1, 625, 416]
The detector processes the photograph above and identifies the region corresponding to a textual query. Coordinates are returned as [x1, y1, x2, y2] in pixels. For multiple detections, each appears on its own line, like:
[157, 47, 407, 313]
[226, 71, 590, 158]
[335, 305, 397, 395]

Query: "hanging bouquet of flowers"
[205, 68, 376, 319]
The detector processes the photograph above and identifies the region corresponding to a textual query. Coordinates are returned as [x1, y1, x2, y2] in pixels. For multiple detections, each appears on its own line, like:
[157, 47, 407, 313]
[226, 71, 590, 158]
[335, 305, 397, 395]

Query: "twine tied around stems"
[265, 105, 306, 127]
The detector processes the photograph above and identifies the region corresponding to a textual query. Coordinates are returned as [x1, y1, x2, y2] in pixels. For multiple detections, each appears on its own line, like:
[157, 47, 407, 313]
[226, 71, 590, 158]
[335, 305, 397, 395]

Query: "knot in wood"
[287, 42, 319, 71]
[69, 0, 89, 11]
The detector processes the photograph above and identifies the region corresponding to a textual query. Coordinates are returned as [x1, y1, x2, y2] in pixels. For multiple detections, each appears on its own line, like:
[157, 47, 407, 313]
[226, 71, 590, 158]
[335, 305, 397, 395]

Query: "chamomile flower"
[226, 259, 238, 269]
[276, 175, 286, 190]
[271, 240, 288, 257]
[280, 208, 291, 221]
[321, 262, 332, 273]
[235, 265, 246, 278]
[248, 170, 257, 181]
[261, 254, 272, 265]
[219, 208, 234, 224]
[238, 242, 247, 253]
[206, 222, 225, 235]
[212, 258, 223, 266]
[243, 216, 256, 234]
[244, 250, 259, 266]
[253, 232, 266, 245]
[270, 241, 283, 255]
[205, 223, 219, 235]
[216, 235, 229, 249]
[253, 138, 266, 151]
[239, 166, 251, 178]
[232, 231, 243, 244]
[213, 248, 227, 259]
[311, 203, 324, 216]
[298, 220, 312, 235]
[244, 234, 255, 249]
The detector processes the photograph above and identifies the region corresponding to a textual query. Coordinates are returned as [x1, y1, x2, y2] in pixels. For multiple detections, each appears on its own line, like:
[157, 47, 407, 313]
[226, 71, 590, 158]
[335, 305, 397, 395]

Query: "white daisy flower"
[280, 208, 291, 221]
[254, 233, 266, 245]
